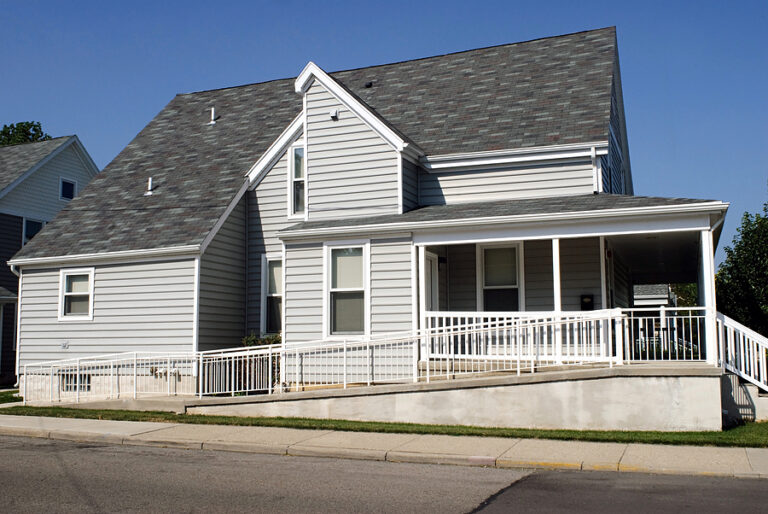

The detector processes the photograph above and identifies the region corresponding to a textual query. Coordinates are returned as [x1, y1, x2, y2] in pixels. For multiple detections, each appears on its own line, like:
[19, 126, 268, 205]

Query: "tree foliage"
[716, 196, 768, 336]
[671, 283, 698, 307]
[0, 122, 52, 146]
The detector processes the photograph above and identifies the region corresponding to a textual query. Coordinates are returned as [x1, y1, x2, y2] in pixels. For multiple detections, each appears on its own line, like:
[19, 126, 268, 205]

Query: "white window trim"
[58, 268, 95, 321]
[287, 140, 307, 220]
[59, 176, 77, 201]
[475, 242, 526, 312]
[322, 239, 370, 340]
[260, 253, 284, 336]
[22, 218, 45, 246]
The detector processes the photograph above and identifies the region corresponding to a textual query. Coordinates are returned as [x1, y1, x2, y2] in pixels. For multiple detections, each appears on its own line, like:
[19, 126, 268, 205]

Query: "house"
[0, 135, 99, 384]
[632, 284, 676, 307]
[14, 27, 767, 430]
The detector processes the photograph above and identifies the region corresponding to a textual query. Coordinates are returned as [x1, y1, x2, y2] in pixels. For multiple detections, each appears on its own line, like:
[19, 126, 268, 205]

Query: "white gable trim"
[246, 113, 304, 187]
[295, 62, 419, 155]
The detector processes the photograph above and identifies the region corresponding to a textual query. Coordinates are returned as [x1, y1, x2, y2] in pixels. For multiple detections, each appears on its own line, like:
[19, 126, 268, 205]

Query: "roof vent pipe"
[207, 106, 216, 125]
[144, 177, 153, 196]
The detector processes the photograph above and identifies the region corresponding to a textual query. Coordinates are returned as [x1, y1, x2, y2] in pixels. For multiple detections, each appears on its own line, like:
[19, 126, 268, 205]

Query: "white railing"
[22, 352, 198, 404]
[621, 307, 707, 361]
[718, 313, 768, 392]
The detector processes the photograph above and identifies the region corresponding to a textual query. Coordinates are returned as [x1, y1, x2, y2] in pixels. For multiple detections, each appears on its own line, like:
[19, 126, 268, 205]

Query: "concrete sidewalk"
[1, 413, 767, 479]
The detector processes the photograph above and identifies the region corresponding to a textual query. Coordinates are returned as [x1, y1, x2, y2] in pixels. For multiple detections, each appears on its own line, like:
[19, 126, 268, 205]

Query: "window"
[329, 246, 365, 335]
[263, 258, 282, 334]
[22, 218, 44, 245]
[60, 178, 76, 200]
[289, 144, 305, 216]
[58, 269, 94, 320]
[479, 245, 520, 312]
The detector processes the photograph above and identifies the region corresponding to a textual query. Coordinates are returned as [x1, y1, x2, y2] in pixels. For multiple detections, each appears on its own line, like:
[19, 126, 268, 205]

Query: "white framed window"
[60, 177, 77, 201]
[324, 241, 369, 337]
[260, 254, 283, 334]
[476, 243, 524, 312]
[22, 218, 44, 245]
[288, 142, 306, 217]
[58, 268, 95, 321]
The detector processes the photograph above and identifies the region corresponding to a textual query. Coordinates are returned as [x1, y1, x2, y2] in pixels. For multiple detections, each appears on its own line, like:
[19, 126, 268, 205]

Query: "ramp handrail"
[718, 312, 768, 393]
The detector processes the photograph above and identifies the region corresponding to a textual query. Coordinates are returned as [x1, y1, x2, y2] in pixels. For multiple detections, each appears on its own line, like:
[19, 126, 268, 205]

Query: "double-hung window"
[290, 144, 305, 216]
[329, 246, 366, 335]
[58, 268, 94, 320]
[479, 245, 520, 312]
[262, 257, 283, 334]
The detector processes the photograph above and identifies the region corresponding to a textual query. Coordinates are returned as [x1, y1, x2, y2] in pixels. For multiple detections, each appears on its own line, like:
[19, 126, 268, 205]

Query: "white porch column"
[418, 245, 427, 361]
[552, 238, 562, 362]
[700, 229, 718, 365]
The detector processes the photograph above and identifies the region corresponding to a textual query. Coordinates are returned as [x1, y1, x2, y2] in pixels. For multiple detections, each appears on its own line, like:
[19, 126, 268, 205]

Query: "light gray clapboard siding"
[198, 197, 246, 351]
[524, 240, 554, 311]
[283, 242, 323, 344]
[560, 237, 603, 310]
[0, 145, 96, 221]
[613, 255, 630, 308]
[447, 244, 476, 311]
[370, 237, 413, 334]
[246, 146, 295, 334]
[305, 81, 400, 219]
[18, 259, 196, 366]
[418, 158, 595, 205]
[402, 158, 419, 212]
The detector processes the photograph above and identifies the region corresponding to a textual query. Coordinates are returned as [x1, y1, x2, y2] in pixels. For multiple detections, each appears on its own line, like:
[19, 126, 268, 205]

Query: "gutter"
[8, 244, 201, 268]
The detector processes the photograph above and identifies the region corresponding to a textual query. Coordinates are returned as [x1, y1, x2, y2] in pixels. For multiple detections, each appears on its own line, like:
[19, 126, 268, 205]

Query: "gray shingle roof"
[14, 27, 619, 260]
[280, 194, 721, 233]
[0, 136, 73, 194]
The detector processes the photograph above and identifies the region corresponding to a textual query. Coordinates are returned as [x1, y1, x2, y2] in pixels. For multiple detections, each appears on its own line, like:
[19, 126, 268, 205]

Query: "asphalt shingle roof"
[14, 27, 620, 260]
[0, 136, 73, 194]
[280, 194, 720, 233]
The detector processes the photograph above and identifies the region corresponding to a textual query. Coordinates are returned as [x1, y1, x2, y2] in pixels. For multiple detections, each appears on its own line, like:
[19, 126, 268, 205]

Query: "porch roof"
[279, 194, 728, 239]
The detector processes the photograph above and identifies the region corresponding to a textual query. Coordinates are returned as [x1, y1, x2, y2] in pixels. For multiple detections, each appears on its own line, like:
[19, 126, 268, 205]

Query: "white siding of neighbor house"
[560, 237, 603, 310]
[305, 81, 400, 219]
[17, 259, 196, 366]
[198, 197, 246, 351]
[418, 158, 595, 205]
[246, 146, 295, 335]
[370, 237, 413, 334]
[283, 242, 324, 344]
[402, 158, 419, 212]
[524, 240, 555, 311]
[0, 145, 96, 221]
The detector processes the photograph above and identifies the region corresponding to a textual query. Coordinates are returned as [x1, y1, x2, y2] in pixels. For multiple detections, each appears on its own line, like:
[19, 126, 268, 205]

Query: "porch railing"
[718, 313, 768, 392]
[621, 307, 707, 361]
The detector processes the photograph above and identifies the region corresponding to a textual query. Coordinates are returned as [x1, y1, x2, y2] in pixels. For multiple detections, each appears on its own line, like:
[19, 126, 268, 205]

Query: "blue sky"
[2, 0, 766, 264]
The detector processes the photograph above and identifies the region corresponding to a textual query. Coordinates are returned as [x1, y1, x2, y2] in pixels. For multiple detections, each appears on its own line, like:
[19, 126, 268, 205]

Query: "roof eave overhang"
[278, 201, 730, 241]
[8, 244, 201, 269]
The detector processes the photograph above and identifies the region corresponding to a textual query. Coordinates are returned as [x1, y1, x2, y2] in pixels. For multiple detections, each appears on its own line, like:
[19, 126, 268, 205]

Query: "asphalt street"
[1, 435, 766, 513]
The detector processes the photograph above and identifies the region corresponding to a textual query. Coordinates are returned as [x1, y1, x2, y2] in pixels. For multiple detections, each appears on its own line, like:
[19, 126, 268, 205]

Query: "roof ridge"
[0, 134, 72, 150]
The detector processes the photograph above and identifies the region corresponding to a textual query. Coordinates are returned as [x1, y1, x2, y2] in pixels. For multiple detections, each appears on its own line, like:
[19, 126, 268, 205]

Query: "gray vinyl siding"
[198, 198, 246, 351]
[524, 240, 554, 311]
[613, 256, 630, 308]
[283, 242, 323, 344]
[1, 304, 16, 379]
[418, 158, 595, 205]
[447, 244, 476, 311]
[0, 145, 96, 221]
[560, 237, 603, 310]
[402, 158, 419, 212]
[17, 259, 196, 366]
[305, 81, 400, 219]
[370, 237, 413, 334]
[0, 213, 22, 293]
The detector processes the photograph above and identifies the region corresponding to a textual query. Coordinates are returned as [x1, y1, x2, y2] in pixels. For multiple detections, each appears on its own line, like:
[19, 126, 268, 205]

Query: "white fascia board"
[421, 141, 609, 172]
[0, 136, 76, 200]
[9, 245, 201, 268]
[294, 61, 416, 154]
[69, 136, 101, 177]
[278, 201, 729, 241]
[246, 113, 304, 187]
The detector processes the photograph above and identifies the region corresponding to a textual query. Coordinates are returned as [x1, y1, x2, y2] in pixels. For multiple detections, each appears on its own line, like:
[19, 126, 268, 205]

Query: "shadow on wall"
[721, 374, 757, 427]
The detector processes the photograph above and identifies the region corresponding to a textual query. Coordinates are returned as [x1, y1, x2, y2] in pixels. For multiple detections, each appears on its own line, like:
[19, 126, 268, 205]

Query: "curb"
[1, 426, 766, 479]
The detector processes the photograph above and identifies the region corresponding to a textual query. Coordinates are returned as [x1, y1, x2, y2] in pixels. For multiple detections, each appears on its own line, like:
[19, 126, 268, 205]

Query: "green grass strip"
[0, 390, 20, 405]
[3, 405, 768, 448]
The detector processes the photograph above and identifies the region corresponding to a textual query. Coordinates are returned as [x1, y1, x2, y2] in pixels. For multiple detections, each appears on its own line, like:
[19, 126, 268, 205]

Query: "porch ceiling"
[609, 231, 700, 284]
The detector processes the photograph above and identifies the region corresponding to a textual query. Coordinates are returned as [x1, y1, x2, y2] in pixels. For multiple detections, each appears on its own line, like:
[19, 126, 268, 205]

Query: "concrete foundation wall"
[720, 373, 768, 425]
[190, 371, 723, 432]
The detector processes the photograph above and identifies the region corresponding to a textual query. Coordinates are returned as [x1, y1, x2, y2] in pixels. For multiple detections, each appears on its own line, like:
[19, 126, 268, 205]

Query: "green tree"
[0, 122, 51, 146]
[716, 196, 768, 336]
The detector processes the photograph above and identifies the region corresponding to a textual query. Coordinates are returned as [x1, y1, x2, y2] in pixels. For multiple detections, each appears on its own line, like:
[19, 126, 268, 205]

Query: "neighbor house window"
[263, 257, 283, 334]
[289, 144, 305, 216]
[58, 269, 94, 320]
[329, 246, 365, 335]
[22, 218, 44, 245]
[60, 178, 76, 201]
[479, 245, 520, 311]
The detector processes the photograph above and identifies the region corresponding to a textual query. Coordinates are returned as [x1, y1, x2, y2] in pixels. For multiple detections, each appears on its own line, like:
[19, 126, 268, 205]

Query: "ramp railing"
[718, 313, 768, 393]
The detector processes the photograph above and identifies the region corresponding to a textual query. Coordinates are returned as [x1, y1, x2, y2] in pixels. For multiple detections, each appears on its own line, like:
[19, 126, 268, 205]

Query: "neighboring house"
[9, 27, 730, 375]
[633, 284, 676, 307]
[0, 136, 99, 383]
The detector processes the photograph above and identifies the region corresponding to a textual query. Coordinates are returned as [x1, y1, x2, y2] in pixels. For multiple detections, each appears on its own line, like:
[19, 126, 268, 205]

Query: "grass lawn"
[0, 390, 20, 404]
[2, 404, 768, 448]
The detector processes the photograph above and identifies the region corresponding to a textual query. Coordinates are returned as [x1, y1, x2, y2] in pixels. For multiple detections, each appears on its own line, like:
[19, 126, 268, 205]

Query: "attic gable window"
[289, 143, 305, 216]
[60, 178, 76, 201]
